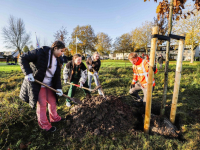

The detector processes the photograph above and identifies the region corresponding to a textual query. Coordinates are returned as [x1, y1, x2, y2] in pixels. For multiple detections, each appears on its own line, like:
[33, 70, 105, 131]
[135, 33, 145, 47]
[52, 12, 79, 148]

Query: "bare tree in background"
[54, 26, 68, 44]
[2, 15, 31, 55]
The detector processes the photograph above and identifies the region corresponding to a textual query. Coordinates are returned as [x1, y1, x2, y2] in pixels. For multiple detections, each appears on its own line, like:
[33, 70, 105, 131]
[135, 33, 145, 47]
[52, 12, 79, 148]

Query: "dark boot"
[86, 93, 91, 99]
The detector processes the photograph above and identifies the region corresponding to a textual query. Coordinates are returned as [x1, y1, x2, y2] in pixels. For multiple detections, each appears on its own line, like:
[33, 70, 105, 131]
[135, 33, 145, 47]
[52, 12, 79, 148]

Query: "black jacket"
[86, 59, 101, 72]
[19, 46, 62, 109]
[62, 55, 68, 63]
[63, 61, 87, 83]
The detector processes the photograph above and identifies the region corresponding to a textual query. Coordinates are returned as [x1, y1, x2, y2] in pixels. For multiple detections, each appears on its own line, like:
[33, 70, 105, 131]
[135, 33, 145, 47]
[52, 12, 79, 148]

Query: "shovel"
[93, 73, 106, 99]
[34, 79, 83, 104]
[66, 82, 101, 93]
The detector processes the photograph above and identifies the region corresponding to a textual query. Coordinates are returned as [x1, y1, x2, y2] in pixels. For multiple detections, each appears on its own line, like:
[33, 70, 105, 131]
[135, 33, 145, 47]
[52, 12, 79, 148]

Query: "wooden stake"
[170, 34, 185, 124]
[144, 26, 158, 134]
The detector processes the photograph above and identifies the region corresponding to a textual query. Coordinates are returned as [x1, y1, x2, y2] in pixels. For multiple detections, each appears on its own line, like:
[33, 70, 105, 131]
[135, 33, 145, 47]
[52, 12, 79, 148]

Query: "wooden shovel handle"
[35, 79, 70, 98]
[66, 82, 92, 92]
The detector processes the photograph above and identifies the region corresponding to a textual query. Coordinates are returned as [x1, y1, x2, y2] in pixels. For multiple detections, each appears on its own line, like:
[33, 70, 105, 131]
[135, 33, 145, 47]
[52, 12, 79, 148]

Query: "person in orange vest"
[128, 52, 157, 106]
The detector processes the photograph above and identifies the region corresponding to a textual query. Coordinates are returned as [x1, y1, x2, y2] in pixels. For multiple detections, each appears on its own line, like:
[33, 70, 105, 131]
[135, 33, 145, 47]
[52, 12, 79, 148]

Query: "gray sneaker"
[134, 98, 143, 103]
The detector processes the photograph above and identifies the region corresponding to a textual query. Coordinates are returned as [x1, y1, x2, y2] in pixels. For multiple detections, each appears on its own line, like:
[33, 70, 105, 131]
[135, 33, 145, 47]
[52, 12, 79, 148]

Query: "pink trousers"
[36, 87, 61, 131]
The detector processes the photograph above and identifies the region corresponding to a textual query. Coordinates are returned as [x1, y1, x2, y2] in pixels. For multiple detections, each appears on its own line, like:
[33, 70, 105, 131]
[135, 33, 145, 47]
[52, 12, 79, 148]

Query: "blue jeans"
[88, 73, 102, 95]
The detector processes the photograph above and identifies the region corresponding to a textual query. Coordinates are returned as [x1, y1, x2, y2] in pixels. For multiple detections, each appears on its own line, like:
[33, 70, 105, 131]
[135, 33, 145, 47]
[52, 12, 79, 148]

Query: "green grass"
[0, 63, 21, 72]
[1, 60, 200, 149]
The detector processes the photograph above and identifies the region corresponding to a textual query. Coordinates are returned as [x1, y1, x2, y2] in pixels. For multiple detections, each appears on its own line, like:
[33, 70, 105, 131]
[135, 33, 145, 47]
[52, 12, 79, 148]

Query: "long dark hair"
[71, 53, 82, 74]
[49, 41, 65, 68]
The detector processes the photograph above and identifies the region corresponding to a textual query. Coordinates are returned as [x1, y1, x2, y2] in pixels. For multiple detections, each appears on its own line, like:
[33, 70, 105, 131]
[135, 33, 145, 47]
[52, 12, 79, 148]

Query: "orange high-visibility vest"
[131, 57, 156, 88]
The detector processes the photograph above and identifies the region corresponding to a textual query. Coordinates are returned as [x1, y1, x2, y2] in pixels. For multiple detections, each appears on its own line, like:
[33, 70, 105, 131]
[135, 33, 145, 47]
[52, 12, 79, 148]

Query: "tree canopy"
[69, 25, 97, 55]
[96, 32, 112, 55]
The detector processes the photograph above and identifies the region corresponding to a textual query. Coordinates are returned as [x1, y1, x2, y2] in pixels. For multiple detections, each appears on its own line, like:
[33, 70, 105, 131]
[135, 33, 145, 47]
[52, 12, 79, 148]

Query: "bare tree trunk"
[160, 0, 174, 117]
[19, 50, 22, 56]
[17, 47, 22, 55]
[190, 47, 194, 63]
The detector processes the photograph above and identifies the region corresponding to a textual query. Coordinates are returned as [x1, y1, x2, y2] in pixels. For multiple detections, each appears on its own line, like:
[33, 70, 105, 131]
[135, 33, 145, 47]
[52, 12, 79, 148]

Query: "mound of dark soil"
[63, 95, 180, 139]
[65, 95, 143, 138]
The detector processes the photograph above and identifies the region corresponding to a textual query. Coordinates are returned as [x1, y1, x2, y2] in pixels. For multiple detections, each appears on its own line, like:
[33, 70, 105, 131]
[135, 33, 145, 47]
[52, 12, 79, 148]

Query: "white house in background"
[115, 53, 129, 59]
[102, 54, 109, 59]
[110, 44, 200, 61]
[109, 53, 114, 59]
[3, 49, 19, 58]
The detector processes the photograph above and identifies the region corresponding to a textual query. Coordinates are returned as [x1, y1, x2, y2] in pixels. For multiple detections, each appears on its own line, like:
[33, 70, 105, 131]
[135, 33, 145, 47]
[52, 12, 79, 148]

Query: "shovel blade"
[69, 97, 83, 104]
[94, 85, 101, 91]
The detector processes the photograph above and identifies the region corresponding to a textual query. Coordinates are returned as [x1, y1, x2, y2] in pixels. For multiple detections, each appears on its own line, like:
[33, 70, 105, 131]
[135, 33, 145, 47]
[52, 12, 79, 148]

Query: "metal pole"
[144, 26, 158, 134]
[170, 34, 185, 124]
[76, 36, 77, 54]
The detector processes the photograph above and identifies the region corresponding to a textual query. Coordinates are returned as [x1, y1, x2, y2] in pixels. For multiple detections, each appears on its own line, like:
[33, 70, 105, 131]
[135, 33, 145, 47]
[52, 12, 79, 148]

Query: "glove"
[88, 65, 92, 70]
[130, 84, 135, 89]
[66, 101, 71, 107]
[80, 82, 83, 88]
[56, 89, 63, 96]
[25, 73, 35, 82]
[88, 65, 93, 72]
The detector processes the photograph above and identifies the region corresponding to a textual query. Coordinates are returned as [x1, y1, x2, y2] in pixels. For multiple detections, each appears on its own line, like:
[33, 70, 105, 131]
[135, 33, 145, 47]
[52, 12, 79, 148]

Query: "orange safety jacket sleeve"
[132, 67, 138, 84]
[154, 67, 158, 74]
[143, 60, 149, 73]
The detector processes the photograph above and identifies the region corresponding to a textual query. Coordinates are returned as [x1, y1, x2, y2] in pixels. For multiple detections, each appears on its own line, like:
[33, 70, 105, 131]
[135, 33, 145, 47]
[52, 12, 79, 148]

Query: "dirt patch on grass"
[64, 95, 180, 139]
[65, 95, 143, 139]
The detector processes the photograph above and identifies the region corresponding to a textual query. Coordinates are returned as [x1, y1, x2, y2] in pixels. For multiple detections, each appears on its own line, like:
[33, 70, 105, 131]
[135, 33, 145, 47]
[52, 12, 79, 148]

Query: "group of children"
[63, 52, 102, 107]
[19, 41, 102, 132]
[19, 40, 157, 132]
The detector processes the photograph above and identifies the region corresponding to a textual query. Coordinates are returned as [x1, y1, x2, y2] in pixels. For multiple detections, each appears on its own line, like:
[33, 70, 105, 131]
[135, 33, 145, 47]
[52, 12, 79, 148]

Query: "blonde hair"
[128, 52, 138, 60]
[92, 52, 100, 61]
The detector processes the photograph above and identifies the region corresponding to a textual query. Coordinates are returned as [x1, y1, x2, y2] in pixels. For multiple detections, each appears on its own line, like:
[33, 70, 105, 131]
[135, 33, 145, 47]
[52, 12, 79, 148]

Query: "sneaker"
[134, 98, 143, 103]
[66, 101, 71, 107]
[47, 126, 56, 132]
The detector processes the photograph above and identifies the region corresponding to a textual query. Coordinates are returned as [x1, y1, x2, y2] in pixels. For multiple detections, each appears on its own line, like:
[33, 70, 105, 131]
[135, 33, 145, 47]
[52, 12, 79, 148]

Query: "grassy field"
[0, 60, 200, 149]
[0, 60, 198, 72]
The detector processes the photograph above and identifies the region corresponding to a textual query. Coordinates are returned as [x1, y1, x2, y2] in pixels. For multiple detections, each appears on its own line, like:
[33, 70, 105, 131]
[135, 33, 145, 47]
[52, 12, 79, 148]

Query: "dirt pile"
[63, 95, 180, 139]
[65, 95, 143, 138]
